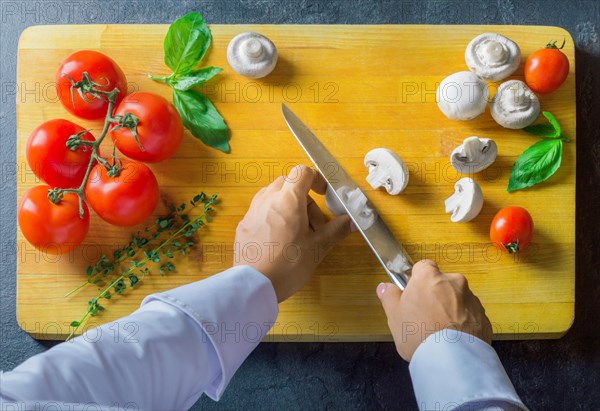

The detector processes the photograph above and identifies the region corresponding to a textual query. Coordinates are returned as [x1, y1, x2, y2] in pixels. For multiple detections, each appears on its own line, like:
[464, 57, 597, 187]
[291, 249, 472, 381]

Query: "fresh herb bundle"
[508, 112, 570, 192]
[65, 193, 219, 341]
[150, 12, 230, 153]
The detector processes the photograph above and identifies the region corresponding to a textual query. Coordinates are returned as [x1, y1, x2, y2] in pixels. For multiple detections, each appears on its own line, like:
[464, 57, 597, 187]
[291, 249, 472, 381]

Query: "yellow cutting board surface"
[16, 24, 575, 341]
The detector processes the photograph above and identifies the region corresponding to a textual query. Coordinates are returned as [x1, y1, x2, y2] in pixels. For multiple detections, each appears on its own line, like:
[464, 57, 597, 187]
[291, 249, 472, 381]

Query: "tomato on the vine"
[18, 185, 90, 254]
[26, 119, 96, 189]
[85, 160, 159, 226]
[490, 206, 534, 254]
[111, 92, 183, 163]
[524, 41, 570, 94]
[57, 50, 128, 120]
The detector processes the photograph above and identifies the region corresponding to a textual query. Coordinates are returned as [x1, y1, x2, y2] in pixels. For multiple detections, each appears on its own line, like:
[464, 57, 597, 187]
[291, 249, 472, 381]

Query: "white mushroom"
[227, 32, 278, 79]
[444, 178, 483, 223]
[450, 136, 498, 174]
[363, 148, 409, 195]
[325, 186, 377, 230]
[490, 80, 540, 129]
[465, 33, 521, 82]
[437, 71, 489, 121]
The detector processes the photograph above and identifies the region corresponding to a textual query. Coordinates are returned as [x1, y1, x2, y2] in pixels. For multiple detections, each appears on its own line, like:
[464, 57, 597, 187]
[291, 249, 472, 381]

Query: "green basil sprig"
[150, 12, 230, 153]
[507, 112, 570, 192]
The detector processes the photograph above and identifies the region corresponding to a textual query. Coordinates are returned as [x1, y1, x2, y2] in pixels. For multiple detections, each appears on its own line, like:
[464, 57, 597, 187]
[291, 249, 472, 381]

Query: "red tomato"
[26, 119, 95, 189]
[111, 92, 183, 163]
[490, 206, 534, 254]
[18, 185, 89, 254]
[524, 42, 569, 94]
[85, 160, 159, 226]
[56, 50, 128, 120]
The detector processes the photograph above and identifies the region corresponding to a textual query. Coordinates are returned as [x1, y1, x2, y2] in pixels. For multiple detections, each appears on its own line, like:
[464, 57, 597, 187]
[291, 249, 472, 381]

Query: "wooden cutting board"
[16, 24, 575, 340]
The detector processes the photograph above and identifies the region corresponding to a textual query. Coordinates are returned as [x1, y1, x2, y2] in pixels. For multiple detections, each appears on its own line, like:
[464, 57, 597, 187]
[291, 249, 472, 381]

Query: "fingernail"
[350, 221, 358, 233]
[376, 282, 387, 299]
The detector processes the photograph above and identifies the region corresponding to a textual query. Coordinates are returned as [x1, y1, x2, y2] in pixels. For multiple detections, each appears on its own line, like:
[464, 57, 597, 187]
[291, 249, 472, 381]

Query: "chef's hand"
[377, 259, 492, 361]
[235, 165, 352, 302]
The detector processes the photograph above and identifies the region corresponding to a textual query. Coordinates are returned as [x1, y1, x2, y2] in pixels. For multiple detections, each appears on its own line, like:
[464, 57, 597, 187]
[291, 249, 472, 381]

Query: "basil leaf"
[164, 12, 211, 76]
[523, 123, 558, 138]
[508, 139, 562, 192]
[169, 67, 223, 91]
[523, 111, 563, 138]
[173, 89, 230, 153]
[543, 111, 561, 135]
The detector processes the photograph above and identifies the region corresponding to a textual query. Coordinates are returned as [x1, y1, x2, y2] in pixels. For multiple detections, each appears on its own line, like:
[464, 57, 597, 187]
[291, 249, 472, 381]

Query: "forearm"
[409, 329, 528, 411]
[0, 266, 278, 409]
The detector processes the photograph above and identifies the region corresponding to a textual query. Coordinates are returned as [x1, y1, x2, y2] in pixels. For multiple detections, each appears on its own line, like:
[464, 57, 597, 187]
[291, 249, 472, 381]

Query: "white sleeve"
[409, 329, 528, 411]
[0, 265, 278, 410]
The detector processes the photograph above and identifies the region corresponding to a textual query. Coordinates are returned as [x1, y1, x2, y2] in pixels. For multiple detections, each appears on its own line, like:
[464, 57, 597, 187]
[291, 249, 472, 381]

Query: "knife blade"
[281, 104, 413, 289]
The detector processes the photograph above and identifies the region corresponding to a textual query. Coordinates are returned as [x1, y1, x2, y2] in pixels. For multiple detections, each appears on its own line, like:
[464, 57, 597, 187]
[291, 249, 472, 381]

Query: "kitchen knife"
[281, 104, 413, 289]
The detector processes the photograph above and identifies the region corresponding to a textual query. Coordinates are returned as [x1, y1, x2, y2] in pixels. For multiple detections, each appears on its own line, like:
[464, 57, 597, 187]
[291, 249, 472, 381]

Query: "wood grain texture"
[16, 24, 575, 340]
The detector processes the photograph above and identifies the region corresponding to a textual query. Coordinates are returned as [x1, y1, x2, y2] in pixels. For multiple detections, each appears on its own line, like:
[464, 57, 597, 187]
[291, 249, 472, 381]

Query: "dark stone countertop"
[1, 1, 599, 409]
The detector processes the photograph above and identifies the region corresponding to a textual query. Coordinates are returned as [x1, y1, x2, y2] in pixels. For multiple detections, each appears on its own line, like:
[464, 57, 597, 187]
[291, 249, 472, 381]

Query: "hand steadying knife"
[0, 109, 524, 411]
[281, 103, 413, 289]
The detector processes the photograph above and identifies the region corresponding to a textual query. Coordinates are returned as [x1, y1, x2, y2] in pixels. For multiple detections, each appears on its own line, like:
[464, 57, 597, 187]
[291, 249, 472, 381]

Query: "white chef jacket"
[0, 266, 527, 410]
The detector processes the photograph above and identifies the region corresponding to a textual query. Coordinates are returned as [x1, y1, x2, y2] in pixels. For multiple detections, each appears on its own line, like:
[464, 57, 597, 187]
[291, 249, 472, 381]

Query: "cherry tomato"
[111, 92, 183, 163]
[26, 119, 96, 189]
[57, 50, 128, 120]
[490, 206, 534, 254]
[524, 41, 570, 94]
[18, 185, 89, 254]
[85, 160, 159, 226]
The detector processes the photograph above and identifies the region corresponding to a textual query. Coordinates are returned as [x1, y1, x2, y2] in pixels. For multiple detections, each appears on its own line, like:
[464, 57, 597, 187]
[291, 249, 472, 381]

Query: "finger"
[375, 282, 403, 319]
[314, 214, 351, 255]
[310, 170, 328, 195]
[307, 195, 326, 231]
[282, 165, 317, 196]
[411, 259, 442, 281]
[249, 187, 268, 207]
[446, 273, 470, 292]
[268, 175, 286, 192]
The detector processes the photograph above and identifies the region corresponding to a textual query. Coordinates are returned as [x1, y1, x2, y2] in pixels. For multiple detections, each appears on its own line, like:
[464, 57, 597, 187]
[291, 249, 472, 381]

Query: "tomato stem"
[546, 38, 566, 50]
[502, 241, 520, 254]
[51, 87, 121, 218]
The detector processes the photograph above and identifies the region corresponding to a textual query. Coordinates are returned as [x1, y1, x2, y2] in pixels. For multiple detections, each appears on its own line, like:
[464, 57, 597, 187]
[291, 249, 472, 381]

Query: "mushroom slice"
[437, 71, 490, 121]
[325, 186, 377, 230]
[465, 33, 521, 82]
[227, 32, 278, 79]
[364, 148, 409, 195]
[444, 178, 483, 223]
[490, 80, 540, 129]
[450, 136, 498, 174]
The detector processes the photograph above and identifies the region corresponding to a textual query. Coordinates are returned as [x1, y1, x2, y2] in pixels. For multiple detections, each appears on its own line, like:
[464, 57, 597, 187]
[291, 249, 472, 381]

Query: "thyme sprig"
[65, 193, 219, 341]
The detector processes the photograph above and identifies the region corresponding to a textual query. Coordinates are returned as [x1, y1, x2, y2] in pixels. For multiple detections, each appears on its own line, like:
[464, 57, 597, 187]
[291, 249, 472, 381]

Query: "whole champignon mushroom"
[490, 80, 540, 129]
[325, 186, 377, 230]
[364, 148, 409, 195]
[450, 136, 498, 174]
[437, 71, 489, 121]
[465, 33, 521, 82]
[444, 178, 483, 223]
[227, 32, 278, 79]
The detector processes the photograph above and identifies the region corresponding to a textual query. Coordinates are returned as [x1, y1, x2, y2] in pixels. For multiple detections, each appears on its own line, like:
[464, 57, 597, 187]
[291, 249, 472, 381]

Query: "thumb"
[314, 214, 351, 255]
[376, 282, 403, 318]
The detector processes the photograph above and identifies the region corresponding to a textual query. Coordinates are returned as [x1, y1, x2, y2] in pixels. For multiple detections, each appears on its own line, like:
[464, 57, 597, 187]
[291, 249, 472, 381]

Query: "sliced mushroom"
[386, 253, 412, 276]
[450, 136, 498, 174]
[444, 178, 483, 223]
[325, 186, 377, 230]
[227, 32, 278, 79]
[490, 80, 540, 129]
[364, 148, 409, 195]
[437, 71, 489, 121]
[465, 33, 521, 82]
